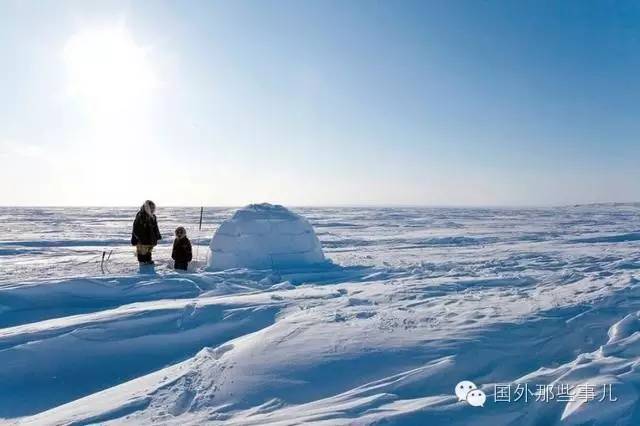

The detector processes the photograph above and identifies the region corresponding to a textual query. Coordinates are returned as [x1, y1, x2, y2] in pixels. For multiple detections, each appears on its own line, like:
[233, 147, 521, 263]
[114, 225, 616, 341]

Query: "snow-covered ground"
[1, 204, 640, 425]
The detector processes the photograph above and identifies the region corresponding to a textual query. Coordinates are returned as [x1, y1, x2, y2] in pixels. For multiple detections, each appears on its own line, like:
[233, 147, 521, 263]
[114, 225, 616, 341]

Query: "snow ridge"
[0, 204, 639, 425]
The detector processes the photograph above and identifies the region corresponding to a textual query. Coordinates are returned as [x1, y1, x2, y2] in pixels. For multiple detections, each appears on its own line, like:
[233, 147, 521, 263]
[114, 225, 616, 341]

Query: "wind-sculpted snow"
[1, 204, 639, 425]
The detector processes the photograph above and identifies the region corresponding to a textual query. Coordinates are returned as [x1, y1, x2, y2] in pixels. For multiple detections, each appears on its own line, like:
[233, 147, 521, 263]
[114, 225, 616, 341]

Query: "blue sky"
[1, 0, 638, 206]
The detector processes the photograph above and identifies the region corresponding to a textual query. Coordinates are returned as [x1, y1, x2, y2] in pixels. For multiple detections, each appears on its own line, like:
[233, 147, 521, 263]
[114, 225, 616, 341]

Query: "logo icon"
[455, 380, 486, 407]
[466, 389, 486, 407]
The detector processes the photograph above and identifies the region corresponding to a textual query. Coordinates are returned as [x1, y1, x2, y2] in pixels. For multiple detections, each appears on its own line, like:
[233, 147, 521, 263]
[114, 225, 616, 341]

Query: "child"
[172, 226, 193, 271]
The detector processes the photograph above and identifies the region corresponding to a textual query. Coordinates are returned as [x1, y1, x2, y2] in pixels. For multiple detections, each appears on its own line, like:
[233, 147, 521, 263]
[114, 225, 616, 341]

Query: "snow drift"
[3, 204, 640, 425]
[208, 204, 326, 270]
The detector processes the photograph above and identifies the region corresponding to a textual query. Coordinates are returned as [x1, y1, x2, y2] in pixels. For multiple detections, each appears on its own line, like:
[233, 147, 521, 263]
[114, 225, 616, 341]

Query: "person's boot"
[139, 252, 153, 265]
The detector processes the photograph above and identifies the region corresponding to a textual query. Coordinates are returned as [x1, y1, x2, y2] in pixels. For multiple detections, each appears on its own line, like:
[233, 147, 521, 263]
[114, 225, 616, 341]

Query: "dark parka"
[131, 209, 162, 246]
[172, 237, 193, 265]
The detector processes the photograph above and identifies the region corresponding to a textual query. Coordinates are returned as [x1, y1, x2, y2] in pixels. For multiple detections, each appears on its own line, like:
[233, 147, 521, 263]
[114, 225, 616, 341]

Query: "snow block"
[209, 203, 326, 270]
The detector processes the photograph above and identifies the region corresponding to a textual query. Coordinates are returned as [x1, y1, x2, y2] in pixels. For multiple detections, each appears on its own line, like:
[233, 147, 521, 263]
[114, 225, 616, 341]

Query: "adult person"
[131, 200, 162, 265]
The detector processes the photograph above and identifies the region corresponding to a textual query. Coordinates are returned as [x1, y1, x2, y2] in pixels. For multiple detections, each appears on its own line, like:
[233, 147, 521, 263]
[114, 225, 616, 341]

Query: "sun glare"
[64, 27, 157, 110]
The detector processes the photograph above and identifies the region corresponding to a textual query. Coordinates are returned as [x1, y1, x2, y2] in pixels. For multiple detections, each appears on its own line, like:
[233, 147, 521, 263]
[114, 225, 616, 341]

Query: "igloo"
[209, 203, 326, 270]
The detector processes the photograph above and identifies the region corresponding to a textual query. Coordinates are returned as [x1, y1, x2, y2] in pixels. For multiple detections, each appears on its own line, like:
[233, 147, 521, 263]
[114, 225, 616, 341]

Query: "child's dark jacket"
[172, 237, 193, 263]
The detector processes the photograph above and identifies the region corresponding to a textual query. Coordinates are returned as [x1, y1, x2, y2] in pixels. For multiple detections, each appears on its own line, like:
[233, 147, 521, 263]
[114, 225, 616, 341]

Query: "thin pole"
[195, 207, 204, 269]
[100, 251, 106, 274]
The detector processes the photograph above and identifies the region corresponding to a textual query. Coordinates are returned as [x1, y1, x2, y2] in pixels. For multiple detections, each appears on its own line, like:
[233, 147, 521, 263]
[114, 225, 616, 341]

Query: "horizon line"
[0, 201, 638, 209]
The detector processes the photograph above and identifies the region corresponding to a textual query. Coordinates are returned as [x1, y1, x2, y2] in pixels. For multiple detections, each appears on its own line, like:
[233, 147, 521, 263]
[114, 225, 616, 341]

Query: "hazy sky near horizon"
[1, 0, 639, 206]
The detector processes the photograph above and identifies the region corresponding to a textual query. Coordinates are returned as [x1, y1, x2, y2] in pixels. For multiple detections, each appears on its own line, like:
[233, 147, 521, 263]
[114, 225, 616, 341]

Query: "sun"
[64, 26, 157, 110]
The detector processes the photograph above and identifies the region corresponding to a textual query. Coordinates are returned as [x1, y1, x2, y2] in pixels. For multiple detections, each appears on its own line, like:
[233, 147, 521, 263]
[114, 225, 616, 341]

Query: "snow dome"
[209, 203, 326, 270]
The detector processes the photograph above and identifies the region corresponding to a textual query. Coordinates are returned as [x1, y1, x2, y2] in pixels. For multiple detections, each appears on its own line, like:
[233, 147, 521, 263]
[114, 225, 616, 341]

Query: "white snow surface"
[0, 204, 640, 425]
[208, 204, 326, 270]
